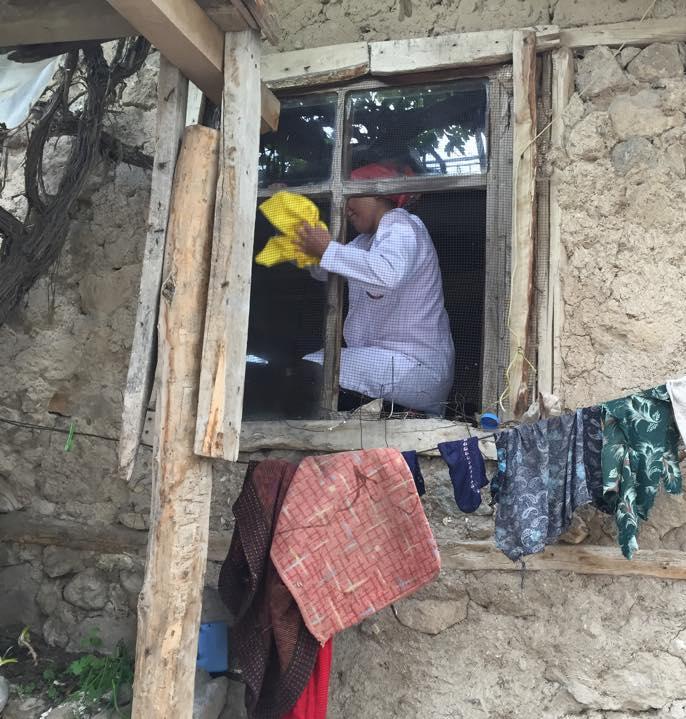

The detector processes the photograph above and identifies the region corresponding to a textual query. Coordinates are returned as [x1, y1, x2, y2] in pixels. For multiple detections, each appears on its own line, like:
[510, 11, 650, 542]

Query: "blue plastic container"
[197, 621, 229, 673]
[480, 412, 500, 431]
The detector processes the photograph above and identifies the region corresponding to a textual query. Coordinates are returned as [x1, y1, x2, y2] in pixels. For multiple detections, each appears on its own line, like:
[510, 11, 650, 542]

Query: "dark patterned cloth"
[601, 385, 682, 559]
[437, 437, 488, 513]
[494, 411, 591, 561]
[581, 406, 613, 514]
[402, 449, 426, 497]
[218, 461, 319, 719]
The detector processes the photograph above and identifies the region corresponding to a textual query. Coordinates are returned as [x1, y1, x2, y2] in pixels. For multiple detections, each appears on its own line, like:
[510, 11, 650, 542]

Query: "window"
[243, 69, 513, 421]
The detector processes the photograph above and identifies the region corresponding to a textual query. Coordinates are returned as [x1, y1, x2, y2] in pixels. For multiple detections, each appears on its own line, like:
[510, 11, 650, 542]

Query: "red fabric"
[271, 449, 440, 644]
[350, 162, 415, 208]
[282, 639, 333, 719]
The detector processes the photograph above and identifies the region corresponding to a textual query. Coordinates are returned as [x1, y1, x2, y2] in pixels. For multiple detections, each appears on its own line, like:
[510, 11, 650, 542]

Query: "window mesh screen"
[245, 72, 513, 421]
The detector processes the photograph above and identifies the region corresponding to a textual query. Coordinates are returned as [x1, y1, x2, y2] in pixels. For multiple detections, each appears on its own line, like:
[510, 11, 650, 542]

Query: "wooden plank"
[119, 58, 188, 483]
[262, 42, 370, 90]
[550, 47, 575, 397]
[231, 0, 280, 45]
[561, 17, 686, 49]
[534, 53, 553, 396]
[370, 26, 558, 76]
[195, 31, 262, 461]
[482, 69, 513, 413]
[260, 81, 281, 134]
[507, 30, 537, 418]
[132, 125, 218, 719]
[104, 0, 225, 103]
[442, 541, 686, 581]
[4, 514, 686, 582]
[185, 81, 205, 125]
[0, 512, 231, 562]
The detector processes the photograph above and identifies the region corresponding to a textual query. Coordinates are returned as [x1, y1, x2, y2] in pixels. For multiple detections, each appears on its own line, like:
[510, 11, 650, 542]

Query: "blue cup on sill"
[480, 412, 500, 431]
[197, 621, 229, 673]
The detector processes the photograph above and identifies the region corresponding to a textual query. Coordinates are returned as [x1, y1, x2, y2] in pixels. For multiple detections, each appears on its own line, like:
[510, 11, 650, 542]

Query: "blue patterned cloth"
[581, 406, 613, 514]
[494, 410, 592, 561]
[437, 437, 488, 513]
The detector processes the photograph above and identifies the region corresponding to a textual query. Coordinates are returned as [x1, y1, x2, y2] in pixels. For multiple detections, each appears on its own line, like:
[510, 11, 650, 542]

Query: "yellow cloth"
[256, 191, 325, 268]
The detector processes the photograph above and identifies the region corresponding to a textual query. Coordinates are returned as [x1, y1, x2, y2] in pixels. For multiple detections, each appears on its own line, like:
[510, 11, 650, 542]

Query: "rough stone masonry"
[1, 2, 686, 718]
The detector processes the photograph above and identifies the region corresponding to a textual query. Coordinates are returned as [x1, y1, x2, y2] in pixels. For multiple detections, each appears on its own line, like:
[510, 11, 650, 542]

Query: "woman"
[296, 162, 455, 416]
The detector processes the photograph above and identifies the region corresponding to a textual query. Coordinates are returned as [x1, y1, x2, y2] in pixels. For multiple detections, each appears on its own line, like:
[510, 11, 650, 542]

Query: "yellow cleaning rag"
[256, 191, 325, 268]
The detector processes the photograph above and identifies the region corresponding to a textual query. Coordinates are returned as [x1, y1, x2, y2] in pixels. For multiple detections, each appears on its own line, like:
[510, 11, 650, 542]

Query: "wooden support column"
[508, 30, 537, 417]
[119, 59, 188, 482]
[195, 30, 261, 461]
[550, 47, 575, 397]
[131, 125, 218, 719]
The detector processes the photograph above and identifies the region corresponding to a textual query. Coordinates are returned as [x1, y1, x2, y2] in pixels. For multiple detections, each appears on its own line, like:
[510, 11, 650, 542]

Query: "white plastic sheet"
[0, 54, 61, 129]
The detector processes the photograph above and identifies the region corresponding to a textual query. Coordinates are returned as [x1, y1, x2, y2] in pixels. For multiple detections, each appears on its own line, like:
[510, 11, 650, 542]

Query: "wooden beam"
[442, 541, 686, 581]
[4, 514, 686, 582]
[119, 59, 188, 484]
[0, 512, 230, 562]
[260, 81, 280, 133]
[508, 30, 537, 418]
[549, 47, 575, 397]
[369, 26, 558, 76]
[262, 42, 370, 90]
[195, 31, 262, 461]
[132, 125, 218, 719]
[561, 17, 686, 49]
[231, 0, 280, 45]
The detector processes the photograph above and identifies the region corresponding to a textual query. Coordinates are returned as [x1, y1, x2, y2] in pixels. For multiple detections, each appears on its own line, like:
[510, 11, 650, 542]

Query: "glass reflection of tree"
[348, 86, 486, 174]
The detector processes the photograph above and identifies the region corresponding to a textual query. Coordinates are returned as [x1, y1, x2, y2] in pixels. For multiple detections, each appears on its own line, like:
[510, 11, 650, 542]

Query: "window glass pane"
[243, 199, 330, 420]
[345, 80, 487, 177]
[258, 93, 337, 188]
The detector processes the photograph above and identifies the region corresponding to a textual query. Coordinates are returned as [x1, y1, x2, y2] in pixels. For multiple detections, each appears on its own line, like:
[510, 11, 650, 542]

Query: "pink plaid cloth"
[271, 449, 440, 644]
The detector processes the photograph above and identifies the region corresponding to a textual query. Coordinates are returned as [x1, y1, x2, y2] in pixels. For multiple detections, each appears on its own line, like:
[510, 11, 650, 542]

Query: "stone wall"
[1, 4, 686, 718]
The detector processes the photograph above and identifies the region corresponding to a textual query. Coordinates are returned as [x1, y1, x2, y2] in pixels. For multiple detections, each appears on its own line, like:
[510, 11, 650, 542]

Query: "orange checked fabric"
[270, 449, 440, 644]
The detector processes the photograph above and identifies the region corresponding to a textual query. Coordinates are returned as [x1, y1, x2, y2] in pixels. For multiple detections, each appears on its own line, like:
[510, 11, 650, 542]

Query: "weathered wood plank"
[549, 47, 575, 397]
[561, 17, 686, 49]
[370, 26, 558, 76]
[260, 81, 281, 133]
[262, 42, 370, 90]
[508, 30, 537, 418]
[4, 514, 686, 581]
[231, 0, 280, 45]
[119, 58, 188, 483]
[442, 541, 686, 581]
[195, 31, 262, 461]
[132, 125, 218, 719]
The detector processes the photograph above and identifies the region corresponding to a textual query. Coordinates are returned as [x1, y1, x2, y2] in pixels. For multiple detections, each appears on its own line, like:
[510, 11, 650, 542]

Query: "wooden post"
[119, 58, 188, 483]
[131, 125, 219, 719]
[195, 30, 262, 461]
[508, 30, 537, 417]
[550, 47, 575, 397]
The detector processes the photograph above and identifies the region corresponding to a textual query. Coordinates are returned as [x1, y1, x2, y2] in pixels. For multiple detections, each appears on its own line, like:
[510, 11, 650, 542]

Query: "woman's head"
[347, 161, 415, 234]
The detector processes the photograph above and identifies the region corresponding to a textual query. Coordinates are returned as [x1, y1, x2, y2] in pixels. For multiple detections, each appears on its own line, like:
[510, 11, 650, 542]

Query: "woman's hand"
[295, 223, 332, 259]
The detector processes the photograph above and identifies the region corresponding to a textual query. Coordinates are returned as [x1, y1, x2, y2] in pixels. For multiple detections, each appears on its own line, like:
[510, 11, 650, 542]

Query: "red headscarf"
[350, 162, 415, 208]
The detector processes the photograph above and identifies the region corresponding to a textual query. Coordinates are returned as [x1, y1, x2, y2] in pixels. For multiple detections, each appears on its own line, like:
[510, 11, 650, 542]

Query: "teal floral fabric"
[601, 384, 683, 559]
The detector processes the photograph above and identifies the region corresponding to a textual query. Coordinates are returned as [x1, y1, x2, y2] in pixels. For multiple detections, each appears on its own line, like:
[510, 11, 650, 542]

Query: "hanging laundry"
[494, 411, 591, 561]
[601, 384, 682, 559]
[437, 437, 488, 513]
[270, 448, 440, 644]
[218, 461, 320, 719]
[666, 376, 686, 445]
[581, 406, 614, 514]
[283, 639, 333, 719]
[401, 449, 426, 497]
[256, 191, 325, 268]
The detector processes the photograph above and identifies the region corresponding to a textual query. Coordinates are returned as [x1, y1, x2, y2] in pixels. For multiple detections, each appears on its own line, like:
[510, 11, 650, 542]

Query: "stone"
[2, 696, 49, 719]
[0, 675, 9, 714]
[611, 136, 658, 174]
[576, 46, 631, 99]
[43, 547, 87, 578]
[201, 587, 231, 624]
[43, 700, 84, 718]
[63, 569, 109, 610]
[393, 596, 468, 635]
[193, 670, 229, 719]
[619, 46, 641, 68]
[119, 569, 144, 597]
[36, 579, 62, 615]
[220, 679, 247, 719]
[0, 564, 42, 628]
[609, 90, 684, 139]
[567, 112, 613, 160]
[627, 43, 684, 81]
[558, 513, 590, 544]
[117, 510, 148, 530]
[0, 476, 27, 512]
